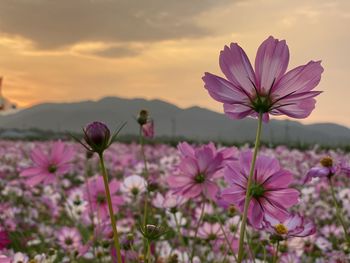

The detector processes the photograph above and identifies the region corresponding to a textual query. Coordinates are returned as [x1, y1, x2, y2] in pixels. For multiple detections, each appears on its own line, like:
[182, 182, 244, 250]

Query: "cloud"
[0, 0, 232, 49]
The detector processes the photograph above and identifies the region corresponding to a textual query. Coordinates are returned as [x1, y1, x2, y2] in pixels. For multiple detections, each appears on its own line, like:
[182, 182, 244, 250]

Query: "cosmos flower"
[20, 141, 74, 187]
[264, 213, 316, 238]
[120, 174, 147, 198]
[222, 151, 299, 228]
[84, 176, 124, 220]
[203, 36, 324, 122]
[0, 254, 10, 263]
[152, 191, 188, 210]
[304, 156, 350, 184]
[57, 227, 82, 252]
[197, 222, 224, 241]
[167, 143, 224, 200]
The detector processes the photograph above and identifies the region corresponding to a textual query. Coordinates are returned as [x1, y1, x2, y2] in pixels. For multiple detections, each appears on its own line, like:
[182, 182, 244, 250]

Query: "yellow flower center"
[320, 156, 333, 167]
[275, 224, 288, 235]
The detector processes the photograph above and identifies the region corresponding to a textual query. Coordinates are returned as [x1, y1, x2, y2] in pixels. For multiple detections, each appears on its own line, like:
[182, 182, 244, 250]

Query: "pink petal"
[255, 36, 289, 94]
[203, 73, 249, 104]
[219, 43, 256, 94]
[25, 174, 45, 187]
[167, 175, 192, 188]
[254, 155, 280, 183]
[272, 60, 323, 97]
[179, 157, 199, 177]
[248, 199, 264, 228]
[272, 98, 316, 119]
[20, 167, 43, 177]
[203, 181, 219, 200]
[263, 169, 293, 189]
[177, 142, 195, 158]
[259, 197, 290, 222]
[195, 147, 214, 173]
[50, 141, 65, 163]
[265, 188, 300, 208]
[224, 162, 247, 187]
[31, 148, 48, 165]
[223, 103, 254, 120]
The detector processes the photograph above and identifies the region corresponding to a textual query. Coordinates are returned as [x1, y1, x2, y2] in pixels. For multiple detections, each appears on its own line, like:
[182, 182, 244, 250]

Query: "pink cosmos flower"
[20, 141, 74, 186]
[84, 176, 124, 220]
[203, 36, 324, 122]
[264, 213, 316, 238]
[197, 222, 224, 240]
[57, 227, 82, 252]
[304, 156, 350, 184]
[167, 143, 224, 200]
[222, 151, 299, 228]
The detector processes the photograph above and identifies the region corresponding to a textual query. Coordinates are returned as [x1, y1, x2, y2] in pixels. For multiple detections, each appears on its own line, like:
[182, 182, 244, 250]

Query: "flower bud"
[137, 109, 149, 126]
[83, 121, 110, 154]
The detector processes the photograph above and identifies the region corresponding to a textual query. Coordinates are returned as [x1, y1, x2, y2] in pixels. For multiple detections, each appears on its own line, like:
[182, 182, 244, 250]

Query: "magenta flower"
[304, 156, 350, 184]
[20, 141, 74, 186]
[167, 143, 224, 200]
[203, 36, 323, 122]
[84, 176, 124, 220]
[264, 213, 316, 238]
[222, 151, 299, 228]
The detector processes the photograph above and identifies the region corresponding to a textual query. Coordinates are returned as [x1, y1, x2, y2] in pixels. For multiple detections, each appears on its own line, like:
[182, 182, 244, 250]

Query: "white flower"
[121, 175, 147, 198]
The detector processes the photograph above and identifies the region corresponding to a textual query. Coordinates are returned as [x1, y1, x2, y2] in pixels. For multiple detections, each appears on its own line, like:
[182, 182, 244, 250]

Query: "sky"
[0, 0, 349, 126]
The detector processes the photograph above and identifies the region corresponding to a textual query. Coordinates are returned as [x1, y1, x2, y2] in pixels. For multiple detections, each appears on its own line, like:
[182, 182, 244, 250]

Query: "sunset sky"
[0, 0, 349, 126]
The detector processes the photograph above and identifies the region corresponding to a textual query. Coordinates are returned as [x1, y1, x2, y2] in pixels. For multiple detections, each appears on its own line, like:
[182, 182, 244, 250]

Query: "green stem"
[329, 177, 350, 243]
[190, 200, 206, 263]
[237, 112, 263, 262]
[98, 153, 122, 263]
[146, 240, 152, 263]
[139, 125, 151, 258]
[272, 241, 280, 263]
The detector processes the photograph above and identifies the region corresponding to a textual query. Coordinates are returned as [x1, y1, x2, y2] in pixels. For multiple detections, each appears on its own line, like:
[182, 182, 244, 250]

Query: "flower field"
[0, 139, 350, 262]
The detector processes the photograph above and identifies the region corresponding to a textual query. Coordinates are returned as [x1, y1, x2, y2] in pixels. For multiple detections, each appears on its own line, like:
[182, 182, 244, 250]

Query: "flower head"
[84, 176, 124, 220]
[304, 156, 350, 184]
[20, 141, 74, 186]
[57, 227, 82, 252]
[167, 142, 224, 200]
[264, 213, 316, 239]
[0, 230, 10, 249]
[222, 151, 299, 228]
[203, 36, 323, 122]
[83, 121, 111, 154]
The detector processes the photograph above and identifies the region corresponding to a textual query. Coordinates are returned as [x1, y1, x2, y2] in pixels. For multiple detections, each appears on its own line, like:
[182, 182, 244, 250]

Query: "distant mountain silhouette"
[0, 96, 348, 146]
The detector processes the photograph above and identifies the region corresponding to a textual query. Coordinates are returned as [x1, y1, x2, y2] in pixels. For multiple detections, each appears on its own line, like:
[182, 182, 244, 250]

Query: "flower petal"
[203, 72, 249, 104]
[255, 36, 289, 94]
[223, 103, 254, 120]
[219, 43, 256, 95]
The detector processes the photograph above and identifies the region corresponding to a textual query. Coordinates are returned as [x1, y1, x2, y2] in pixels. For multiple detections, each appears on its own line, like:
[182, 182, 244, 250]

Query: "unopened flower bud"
[137, 109, 149, 126]
[83, 121, 110, 154]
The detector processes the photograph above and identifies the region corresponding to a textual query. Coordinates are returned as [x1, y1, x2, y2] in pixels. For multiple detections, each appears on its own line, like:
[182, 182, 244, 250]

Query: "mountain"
[0, 96, 348, 146]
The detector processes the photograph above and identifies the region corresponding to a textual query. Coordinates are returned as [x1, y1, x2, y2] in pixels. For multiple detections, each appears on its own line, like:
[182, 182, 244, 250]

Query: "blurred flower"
[222, 151, 299, 228]
[57, 227, 82, 252]
[152, 191, 187, 211]
[167, 143, 224, 200]
[264, 213, 316, 239]
[20, 141, 74, 186]
[12, 252, 29, 263]
[120, 175, 147, 198]
[304, 156, 350, 183]
[84, 176, 124, 220]
[203, 36, 323, 122]
[197, 222, 224, 240]
[0, 254, 10, 263]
